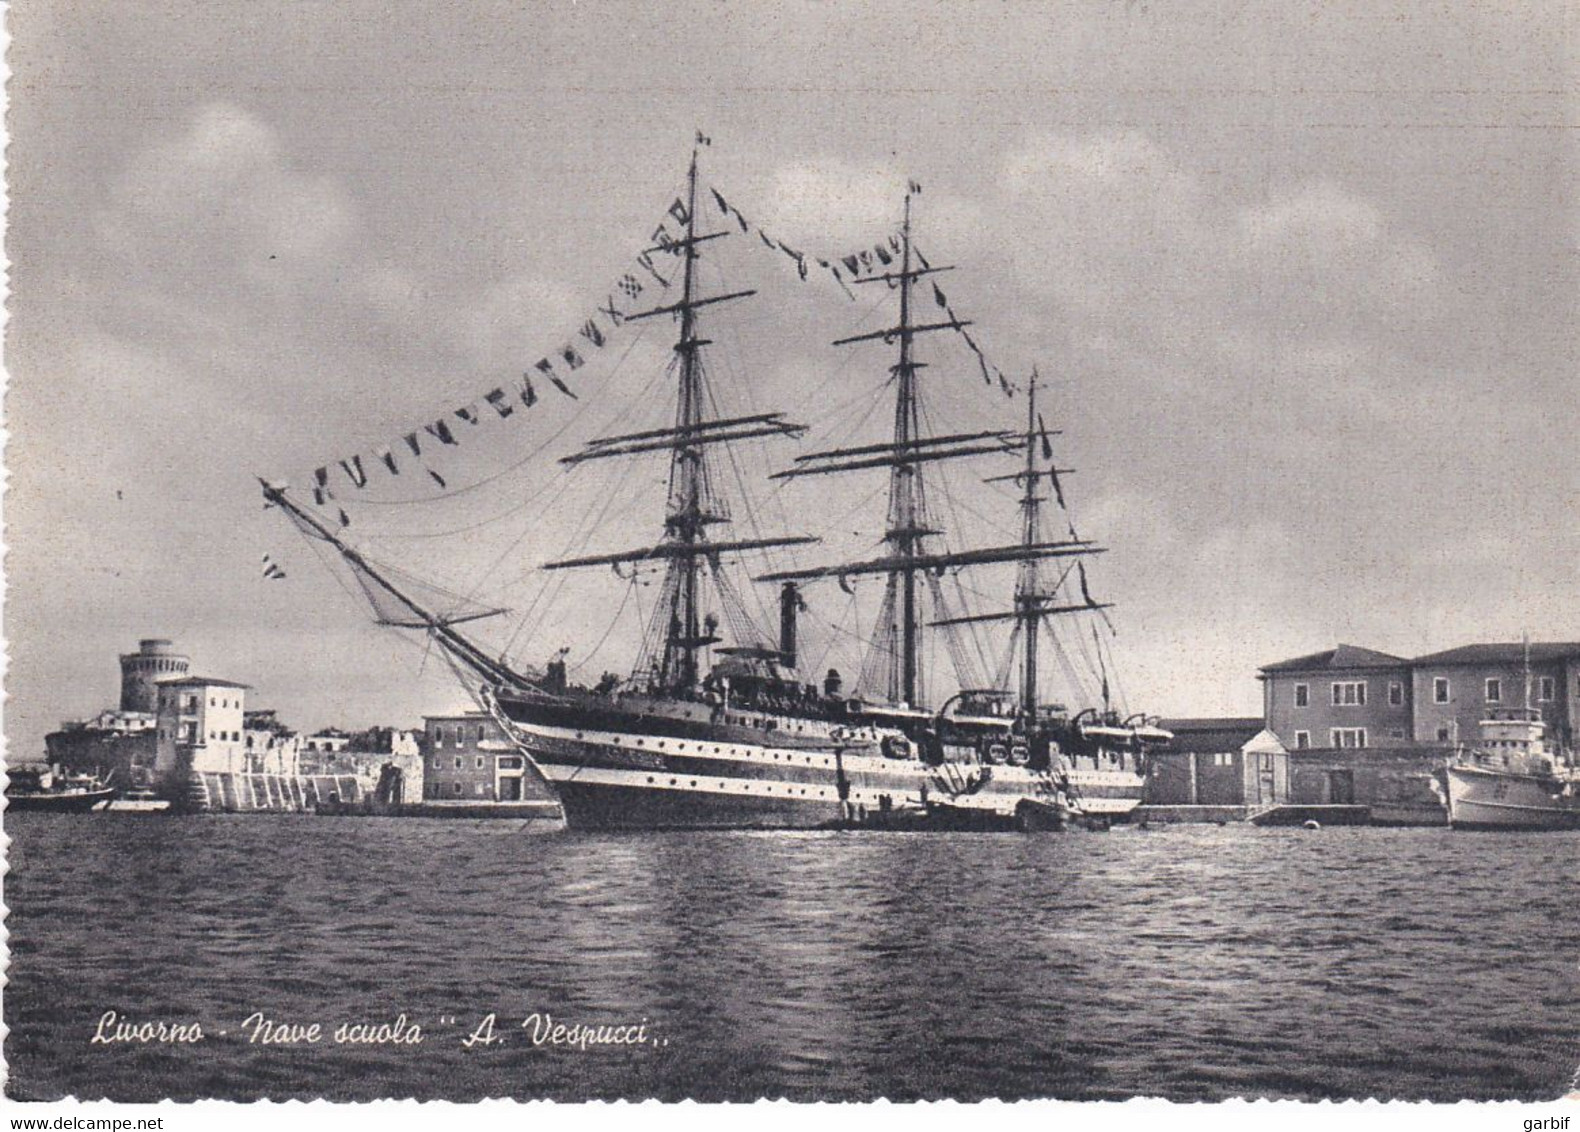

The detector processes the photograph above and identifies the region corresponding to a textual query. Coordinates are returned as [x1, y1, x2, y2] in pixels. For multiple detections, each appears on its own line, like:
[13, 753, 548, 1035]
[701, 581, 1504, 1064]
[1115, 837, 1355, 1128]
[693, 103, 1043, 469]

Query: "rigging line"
[483, 347, 681, 630]
[361, 354, 673, 543]
[568, 575, 640, 678]
[501, 469, 639, 660]
[996, 622, 1022, 692]
[349, 319, 658, 510]
[501, 392, 677, 660]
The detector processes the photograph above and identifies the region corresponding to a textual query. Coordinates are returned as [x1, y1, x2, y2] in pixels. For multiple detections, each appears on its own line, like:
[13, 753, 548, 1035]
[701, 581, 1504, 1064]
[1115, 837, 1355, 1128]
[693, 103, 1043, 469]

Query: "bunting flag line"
[299, 196, 683, 506]
[905, 241, 1018, 400]
[484, 389, 514, 419]
[707, 182, 904, 301]
[339, 455, 368, 489]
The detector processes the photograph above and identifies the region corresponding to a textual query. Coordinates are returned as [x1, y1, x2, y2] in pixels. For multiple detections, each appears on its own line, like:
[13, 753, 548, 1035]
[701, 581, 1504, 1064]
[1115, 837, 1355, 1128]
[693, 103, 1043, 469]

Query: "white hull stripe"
[514, 717, 1143, 796]
[539, 763, 1140, 816]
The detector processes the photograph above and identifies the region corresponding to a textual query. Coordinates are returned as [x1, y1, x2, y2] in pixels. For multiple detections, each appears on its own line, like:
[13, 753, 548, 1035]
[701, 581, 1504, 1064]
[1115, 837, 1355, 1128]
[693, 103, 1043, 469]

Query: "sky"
[4, 0, 1577, 759]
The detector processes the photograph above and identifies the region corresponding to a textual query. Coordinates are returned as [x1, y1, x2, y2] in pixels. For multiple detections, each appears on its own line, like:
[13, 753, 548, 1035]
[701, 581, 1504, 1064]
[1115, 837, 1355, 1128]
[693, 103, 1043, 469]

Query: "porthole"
[669, 778, 676, 786]
[646, 776, 655, 784]
[637, 739, 644, 747]
[690, 780, 697, 787]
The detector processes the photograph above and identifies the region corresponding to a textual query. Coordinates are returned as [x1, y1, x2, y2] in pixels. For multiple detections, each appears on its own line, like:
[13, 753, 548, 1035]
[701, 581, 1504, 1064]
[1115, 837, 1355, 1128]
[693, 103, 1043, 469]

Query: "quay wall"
[187, 771, 364, 813]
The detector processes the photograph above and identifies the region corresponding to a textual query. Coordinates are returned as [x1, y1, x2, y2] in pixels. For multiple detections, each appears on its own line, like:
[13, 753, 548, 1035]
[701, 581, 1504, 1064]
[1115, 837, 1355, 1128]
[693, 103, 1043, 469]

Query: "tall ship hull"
[494, 690, 1147, 831]
[1442, 764, 1580, 831]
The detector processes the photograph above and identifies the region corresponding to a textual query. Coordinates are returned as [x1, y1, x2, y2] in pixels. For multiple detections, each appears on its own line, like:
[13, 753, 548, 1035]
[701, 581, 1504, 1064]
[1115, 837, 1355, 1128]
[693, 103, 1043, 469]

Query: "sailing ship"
[266, 146, 1171, 831]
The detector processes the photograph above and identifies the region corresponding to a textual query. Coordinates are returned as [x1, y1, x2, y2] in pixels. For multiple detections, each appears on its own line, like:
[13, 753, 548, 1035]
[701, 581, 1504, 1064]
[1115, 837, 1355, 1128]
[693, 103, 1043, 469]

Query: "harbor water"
[4, 814, 1577, 1102]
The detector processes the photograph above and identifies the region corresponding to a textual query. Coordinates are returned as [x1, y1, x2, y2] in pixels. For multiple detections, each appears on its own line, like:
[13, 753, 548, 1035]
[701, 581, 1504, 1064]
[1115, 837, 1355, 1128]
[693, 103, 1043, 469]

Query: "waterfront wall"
[187, 771, 364, 812]
[1288, 747, 1447, 825]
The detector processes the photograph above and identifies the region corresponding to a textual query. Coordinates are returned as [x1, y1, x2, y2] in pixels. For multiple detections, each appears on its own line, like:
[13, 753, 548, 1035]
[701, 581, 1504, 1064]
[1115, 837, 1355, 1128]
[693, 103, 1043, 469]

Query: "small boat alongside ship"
[5, 766, 116, 813]
[1441, 706, 1580, 831]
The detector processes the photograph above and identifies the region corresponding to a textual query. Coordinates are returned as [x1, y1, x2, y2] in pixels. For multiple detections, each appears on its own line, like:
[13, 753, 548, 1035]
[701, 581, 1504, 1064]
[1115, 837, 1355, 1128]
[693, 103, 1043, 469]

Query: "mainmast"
[544, 145, 813, 695]
[1017, 371, 1043, 728]
[759, 187, 1102, 710]
[890, 192, 923, 706]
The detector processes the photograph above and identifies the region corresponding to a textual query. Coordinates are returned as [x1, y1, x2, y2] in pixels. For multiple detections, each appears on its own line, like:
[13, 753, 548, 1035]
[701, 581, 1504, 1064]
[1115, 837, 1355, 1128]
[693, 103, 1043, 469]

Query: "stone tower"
[119, 638, 190, 714]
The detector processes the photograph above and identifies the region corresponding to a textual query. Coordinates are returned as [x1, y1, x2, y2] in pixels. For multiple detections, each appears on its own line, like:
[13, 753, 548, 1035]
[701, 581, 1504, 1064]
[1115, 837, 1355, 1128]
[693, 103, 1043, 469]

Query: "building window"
[475, 756, 484, 770]
[1538, 677, 1555, 702]
[1437, 726, 1451, 743]
[1331, 728, 1367, 749]
[452, 782, 462, 796]
[1294, 730, 1310, 749]
[1388, 682, 1403, 707]
[1294, 683, 1309, 708]
[1389, 729, 1405, 739]
[454, 757, 462, 769]
[1331, 682, 1366, 706]
[431, 757, 441, 771]
[476, 783, 488, 797]
[1485, 678, 1501, 703]
[477, 724, 486, 742]
[1433, 678, 1450, 704]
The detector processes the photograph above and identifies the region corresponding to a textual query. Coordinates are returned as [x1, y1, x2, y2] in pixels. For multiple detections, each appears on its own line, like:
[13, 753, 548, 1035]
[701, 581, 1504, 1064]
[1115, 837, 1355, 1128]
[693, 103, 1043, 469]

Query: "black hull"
[5, 789, 115, 813]
[1449, 817, 1580, 832]
[553, 777, 841, 831]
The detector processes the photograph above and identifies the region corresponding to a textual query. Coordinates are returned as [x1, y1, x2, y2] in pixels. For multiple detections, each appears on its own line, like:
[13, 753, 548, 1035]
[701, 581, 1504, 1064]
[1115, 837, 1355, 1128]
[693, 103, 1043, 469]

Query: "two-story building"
[1408, 643, 1580, 752]
[421, 713, 554, 803]
[1260, 640, 1580, 754]
[1259, 644, 1415, 751]
[153, 676, 251, 795]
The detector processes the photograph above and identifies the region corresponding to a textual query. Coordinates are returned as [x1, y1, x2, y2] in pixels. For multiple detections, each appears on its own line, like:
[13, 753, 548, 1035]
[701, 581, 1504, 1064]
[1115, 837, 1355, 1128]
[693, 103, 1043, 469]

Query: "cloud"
[97, 103, 357, 282]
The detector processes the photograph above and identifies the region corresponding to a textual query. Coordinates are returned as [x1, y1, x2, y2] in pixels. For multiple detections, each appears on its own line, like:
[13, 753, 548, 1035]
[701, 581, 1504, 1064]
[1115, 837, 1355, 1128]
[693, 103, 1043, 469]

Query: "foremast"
[544, 145, 813, 696]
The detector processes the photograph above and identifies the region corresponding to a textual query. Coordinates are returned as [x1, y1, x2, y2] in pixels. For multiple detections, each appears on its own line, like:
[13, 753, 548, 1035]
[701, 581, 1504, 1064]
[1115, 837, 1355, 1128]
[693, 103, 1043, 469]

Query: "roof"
[1162, 716, 1265, 733]
[1412, 642, 1580, 666]
[158, 675, 251, 689]
[1258, 643, 1409, 674]
[1159, 717, 1267, 753]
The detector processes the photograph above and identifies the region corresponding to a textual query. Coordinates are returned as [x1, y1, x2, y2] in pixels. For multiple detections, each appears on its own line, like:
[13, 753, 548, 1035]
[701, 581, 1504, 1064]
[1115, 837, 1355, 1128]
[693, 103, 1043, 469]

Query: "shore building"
[422, 713, 555, 803]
